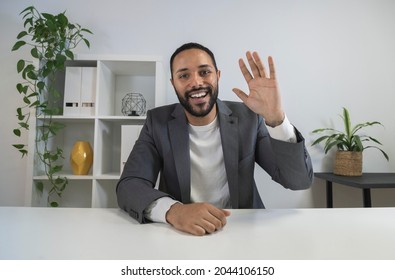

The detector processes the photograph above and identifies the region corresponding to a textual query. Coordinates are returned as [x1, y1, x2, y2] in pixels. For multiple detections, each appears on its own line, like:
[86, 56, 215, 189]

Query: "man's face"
[171, 49, 220, 120]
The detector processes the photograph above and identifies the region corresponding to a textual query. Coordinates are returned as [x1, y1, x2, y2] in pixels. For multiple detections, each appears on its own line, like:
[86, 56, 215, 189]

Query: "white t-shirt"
[188, 116, 231, 208]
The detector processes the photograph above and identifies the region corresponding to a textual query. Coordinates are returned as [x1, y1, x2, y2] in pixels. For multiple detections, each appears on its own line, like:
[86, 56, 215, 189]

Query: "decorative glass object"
[121, 93, 146, 116]
[70, 141, 93, 175]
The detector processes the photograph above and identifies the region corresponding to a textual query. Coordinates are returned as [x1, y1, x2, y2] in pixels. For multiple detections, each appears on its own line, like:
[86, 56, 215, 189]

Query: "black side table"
[314, 172, 395, 208]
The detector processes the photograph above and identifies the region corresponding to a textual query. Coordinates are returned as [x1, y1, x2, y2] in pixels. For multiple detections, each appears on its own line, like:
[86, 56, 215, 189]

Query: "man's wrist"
[266, 114, 297, 143]
[165, 202, 182, 225]
[145, 197, 180, 223]
[264, 112, 285, 128]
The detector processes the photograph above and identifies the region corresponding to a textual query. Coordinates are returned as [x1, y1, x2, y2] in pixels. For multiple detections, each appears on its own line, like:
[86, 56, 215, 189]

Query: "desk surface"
[315, 172, 395, 189]
[1, 207, 395, 260]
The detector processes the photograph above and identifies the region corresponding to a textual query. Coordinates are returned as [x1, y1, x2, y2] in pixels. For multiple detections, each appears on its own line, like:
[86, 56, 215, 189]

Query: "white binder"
[63, 67, 96, 116]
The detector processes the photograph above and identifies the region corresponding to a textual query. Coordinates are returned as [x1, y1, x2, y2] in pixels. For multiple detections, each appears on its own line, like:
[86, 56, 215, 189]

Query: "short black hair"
[170, 42, 218, 78]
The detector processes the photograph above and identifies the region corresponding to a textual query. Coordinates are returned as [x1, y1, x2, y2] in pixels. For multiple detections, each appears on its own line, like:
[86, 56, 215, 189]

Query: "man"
[117, 42, 313, 236]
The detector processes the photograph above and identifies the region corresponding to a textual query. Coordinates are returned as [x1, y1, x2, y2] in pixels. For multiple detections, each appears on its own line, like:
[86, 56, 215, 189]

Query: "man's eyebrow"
[175, 67, 188, 74]
[175, 64, 213, 74]
[198, 64, 212, 69]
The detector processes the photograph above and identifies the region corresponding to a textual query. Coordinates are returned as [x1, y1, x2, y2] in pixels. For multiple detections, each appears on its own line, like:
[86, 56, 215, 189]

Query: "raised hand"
[233, 51, 285, 127]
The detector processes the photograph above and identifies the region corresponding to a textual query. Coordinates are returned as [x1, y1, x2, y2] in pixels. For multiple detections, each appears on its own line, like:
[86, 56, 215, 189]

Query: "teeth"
[190, 92, 207, 98]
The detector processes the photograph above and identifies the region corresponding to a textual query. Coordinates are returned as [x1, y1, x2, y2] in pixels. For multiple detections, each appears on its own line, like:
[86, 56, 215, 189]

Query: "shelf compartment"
[31, 179, 93, 207]
[92, 179, 118, 208]
[97, 60, 157, 117]
[94, 119, 145, 177]
[33, 118, 95, 176]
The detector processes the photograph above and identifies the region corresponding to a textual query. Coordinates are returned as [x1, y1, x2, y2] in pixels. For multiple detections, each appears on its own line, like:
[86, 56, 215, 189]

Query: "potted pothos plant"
[311, 107, 389, 176]
[12, 6, 92, 206]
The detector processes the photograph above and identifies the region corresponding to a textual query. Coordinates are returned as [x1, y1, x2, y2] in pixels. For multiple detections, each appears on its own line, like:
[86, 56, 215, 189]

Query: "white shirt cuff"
[266, 114, 297, 143]
[144, 196, 180, 223]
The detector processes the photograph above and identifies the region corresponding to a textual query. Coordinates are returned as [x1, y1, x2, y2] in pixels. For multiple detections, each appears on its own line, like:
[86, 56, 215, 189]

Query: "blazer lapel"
[168, 105, 191, 203]
[217, 101, 240, 208]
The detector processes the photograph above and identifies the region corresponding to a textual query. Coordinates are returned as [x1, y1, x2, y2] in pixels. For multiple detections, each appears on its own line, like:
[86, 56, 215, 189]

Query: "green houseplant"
[12, 6, 92, 206]
[312, 107, 389, 176]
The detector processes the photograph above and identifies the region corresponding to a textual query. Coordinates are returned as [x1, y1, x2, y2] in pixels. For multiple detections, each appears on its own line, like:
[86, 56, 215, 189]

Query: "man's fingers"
[268, 56, 276, 79]
[246, 51, 262, 79]
[166, 203, 230, 236]
[232, 88, 248, 102]
[252, 51, 268, 78]
[238, 58, 253, 82]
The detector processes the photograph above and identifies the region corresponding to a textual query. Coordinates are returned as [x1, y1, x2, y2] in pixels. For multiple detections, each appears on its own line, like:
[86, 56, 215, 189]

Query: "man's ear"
[170, 78, 174, 87]
[217, 70, 221, 80]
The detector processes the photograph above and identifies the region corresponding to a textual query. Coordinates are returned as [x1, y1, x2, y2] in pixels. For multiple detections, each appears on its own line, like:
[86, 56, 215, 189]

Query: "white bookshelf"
[25, 55, 165, 208]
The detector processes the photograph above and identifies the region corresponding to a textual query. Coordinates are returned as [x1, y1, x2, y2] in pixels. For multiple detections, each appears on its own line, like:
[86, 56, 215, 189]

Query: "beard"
[175, 84, 219, 118]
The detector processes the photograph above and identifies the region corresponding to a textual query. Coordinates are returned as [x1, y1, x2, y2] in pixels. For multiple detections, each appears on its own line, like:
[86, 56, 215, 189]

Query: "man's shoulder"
[146, 103, 183, 121]
[219, 100, 256, 116]
[149, 103, 179, 114]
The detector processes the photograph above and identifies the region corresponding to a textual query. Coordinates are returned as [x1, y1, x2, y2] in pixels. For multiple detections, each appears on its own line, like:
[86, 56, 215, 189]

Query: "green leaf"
[37, 81, 45, 90]
[42, 66, 52, 78]
[46, 19, 57, 32]
[23, 96, 31, 105]
[31, 47, 39, 59]
[29, 100, 40, 108]
[50, 153, 59, 161]
[11, 41, 26, 51]
[13, 144, 25, 149]
[17, 108, 24, 120]
[312, 128, 337, 134]
[54, 177, 66, 185]
[16, 31, 28, 39]
[65, 50, 74, 60]
[13, 129, 21, 137]
[27, 91, 39, 98]
[19, 149, 28, 157]
[57, 12, 68, 28]
[324, 139, 342, 154]
[23, 17, 33, 28]
[50, 165, 63, 174]
[81, 28, 93, 34]
[43, 151, 51, 159]
[353, 135, 363, 151]
[50, 202, 59, 207]
[59, 180, 67, 192]
[18, 122, 29, 129]
[16, 83, 24, 93]
[17, 60, 25, 73]
[364, 146, 390, 161]
[55, 54, 67, 67]
[311, 135, 330, 146]
[342, 107, 352, 139]
[83, 38, 90, 48]
[352, 121, 383, 135]
[41, 12, 54, 21]
[26, 70, 38, 80]
[366, 136, 383, 146]
[20, 6, 34, 16]
[35, 181, 44, 193]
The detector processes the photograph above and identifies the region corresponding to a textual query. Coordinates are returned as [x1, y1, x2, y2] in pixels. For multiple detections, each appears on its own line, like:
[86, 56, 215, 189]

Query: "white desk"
[1, 207, 395, 260]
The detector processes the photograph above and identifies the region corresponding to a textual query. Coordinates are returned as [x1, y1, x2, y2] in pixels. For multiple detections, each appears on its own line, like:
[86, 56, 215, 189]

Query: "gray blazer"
[117, 100, 313, 223]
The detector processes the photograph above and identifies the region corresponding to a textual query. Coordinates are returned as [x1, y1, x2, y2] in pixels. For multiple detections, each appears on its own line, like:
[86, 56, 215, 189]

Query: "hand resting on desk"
[165, 202, 231, 236]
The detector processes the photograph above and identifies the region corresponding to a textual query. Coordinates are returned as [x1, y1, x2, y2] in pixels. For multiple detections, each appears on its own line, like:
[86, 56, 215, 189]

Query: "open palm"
[233, 51, 284, 127]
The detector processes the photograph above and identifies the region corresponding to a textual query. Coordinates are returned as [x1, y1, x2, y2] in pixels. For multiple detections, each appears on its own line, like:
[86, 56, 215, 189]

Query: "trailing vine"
[12, 6, 92, 206]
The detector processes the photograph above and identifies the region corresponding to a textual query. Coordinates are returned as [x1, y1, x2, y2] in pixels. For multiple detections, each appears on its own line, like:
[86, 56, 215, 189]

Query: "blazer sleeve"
[116, 110, 171, 223]
[255, 116, 313, 190]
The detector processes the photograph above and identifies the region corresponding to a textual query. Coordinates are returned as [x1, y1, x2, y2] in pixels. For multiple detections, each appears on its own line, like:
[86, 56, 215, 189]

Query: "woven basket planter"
[333, 151, 363, 176]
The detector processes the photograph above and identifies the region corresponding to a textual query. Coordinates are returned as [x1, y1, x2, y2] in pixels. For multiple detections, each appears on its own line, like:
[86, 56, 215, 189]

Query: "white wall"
[1, 0, 394, 208]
